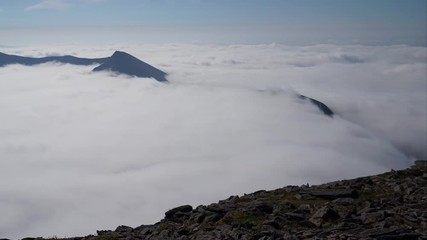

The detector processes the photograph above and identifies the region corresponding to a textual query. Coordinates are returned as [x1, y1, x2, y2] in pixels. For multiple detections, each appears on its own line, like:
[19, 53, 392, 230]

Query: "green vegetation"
[86, 232, 120, 240]
[220, 211, 265, 225]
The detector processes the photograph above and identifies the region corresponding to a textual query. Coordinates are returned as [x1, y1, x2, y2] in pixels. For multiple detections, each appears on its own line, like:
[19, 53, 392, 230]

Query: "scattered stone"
[164, 205, 193, 219]
[262, 220, 281, 229]
[254, 202, 274, 214]
[360, 211, 385, 224]
[204, 213, 223, 223]
[306, 188, 357, 199]
[413, 160, 427, 170]
[206, 204, 227, 214]
[115, 225, 133, 234]
[309, 206, 339, 227]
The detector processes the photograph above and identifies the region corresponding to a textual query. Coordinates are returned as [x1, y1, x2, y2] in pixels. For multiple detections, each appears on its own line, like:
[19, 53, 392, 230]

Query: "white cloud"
[25, 0, 70, 11]
[0, 44, 425, 238]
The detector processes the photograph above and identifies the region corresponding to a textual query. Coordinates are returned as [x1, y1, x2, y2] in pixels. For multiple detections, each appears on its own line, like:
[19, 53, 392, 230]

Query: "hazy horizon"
[1, 0, 426, 46]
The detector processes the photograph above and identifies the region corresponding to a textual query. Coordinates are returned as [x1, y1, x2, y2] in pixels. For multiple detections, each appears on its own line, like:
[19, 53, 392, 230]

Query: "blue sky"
[0, 0, 426, 45]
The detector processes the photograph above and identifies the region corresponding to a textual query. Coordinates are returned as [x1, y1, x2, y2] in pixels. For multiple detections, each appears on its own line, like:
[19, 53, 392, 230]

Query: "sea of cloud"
[0, 44, 425, 238]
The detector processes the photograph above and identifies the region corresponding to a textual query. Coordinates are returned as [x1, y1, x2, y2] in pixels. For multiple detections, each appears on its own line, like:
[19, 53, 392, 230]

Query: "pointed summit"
[93, 51, 168, 82]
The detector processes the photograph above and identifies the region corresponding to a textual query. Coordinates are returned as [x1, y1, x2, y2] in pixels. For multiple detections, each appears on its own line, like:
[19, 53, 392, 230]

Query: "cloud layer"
[0, 44, 424, 238]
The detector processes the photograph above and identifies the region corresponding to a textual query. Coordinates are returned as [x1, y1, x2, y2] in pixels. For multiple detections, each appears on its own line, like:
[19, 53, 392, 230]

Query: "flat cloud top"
[0, 43, 425, 238]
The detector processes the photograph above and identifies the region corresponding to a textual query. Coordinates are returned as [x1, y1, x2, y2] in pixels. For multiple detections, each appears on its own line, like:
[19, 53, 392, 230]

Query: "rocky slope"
[20, 160, 426, 240]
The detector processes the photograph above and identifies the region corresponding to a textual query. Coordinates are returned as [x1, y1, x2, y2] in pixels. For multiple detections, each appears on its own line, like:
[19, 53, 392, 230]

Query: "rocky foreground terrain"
[20, 160, 426, 240]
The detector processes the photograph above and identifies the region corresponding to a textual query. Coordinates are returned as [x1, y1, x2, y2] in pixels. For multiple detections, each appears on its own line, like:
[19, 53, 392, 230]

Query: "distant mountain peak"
[110, 51, 136, 60]
[112, 50, 129, 56]
[93, 51, 168, 82]
[0, 50, 168, 82]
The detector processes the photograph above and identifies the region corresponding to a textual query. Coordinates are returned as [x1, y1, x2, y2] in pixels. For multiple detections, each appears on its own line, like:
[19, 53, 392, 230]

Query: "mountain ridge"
[0, 51, 168, 82]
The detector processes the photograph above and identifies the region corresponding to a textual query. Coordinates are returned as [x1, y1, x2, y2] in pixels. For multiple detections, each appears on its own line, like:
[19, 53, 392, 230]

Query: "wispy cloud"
[25, 0, 70, 11]
[24, 0, 105, 11]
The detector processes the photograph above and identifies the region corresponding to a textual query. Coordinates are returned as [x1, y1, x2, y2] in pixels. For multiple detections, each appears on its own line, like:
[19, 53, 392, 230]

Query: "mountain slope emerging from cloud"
[93, 51, 168, 82]
[299, 94, 334, 117]
[0, 52, 107, 66]
[0, 51, 167, 82]
[22, 161, 427, 240]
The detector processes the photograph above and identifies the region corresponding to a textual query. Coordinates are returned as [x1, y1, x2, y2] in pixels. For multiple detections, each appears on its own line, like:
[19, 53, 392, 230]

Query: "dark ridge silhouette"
[299, 94, 335, 117]
[0, 51, 167, 82]
[0, 52, 107, 66]
[93, 51, 168, 82]
[254, 88, 334, 117]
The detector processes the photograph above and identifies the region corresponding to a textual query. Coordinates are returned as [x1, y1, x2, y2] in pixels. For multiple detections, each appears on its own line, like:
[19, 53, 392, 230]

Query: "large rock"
[164, 205, 193, 219]
[309, 206, 339, 227]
